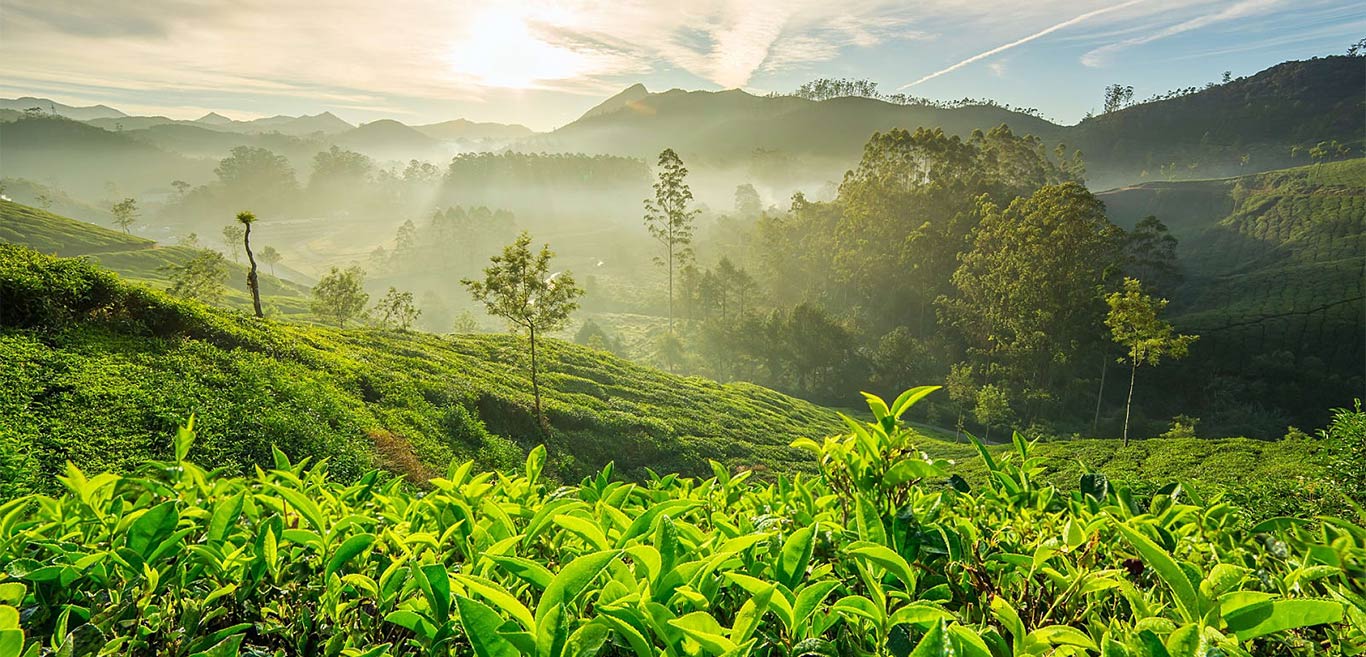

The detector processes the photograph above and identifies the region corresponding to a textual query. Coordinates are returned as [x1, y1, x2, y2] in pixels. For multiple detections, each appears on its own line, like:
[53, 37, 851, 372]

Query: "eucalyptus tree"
[643, 148, 698, 331]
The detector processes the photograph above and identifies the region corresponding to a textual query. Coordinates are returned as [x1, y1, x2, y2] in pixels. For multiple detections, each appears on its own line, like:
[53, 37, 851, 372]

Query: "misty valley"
[0, 11, 1363, 657]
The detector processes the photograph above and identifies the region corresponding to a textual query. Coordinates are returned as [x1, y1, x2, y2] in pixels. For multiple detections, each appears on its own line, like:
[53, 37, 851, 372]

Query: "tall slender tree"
[237, 211, 263, 318]
[1105, 277, 1197, 445]
[643, 148, 698, 332]
[463, 232, 583, 429]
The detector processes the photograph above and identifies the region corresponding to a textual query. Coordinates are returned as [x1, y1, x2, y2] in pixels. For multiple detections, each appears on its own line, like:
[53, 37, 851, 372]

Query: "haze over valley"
[1, 3, 1364, 654]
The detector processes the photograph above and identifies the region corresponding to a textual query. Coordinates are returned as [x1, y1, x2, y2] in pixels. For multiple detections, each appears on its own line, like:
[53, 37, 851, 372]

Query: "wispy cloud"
[0, 0, 1351, 128]
[1081, 0, 1284, 67]
[899, 0, 1145, 89]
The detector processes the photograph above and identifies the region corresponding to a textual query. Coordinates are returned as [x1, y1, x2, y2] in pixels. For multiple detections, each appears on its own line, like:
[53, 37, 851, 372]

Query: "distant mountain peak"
[195, 112, 232, 124]
[578, 83, 652, 121]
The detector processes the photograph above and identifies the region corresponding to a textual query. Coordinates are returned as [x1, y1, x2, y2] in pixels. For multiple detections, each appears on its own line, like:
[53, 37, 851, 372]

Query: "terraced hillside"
[0, 200, 312, 315]
[0, 243, 849, 498]
[1099, 159, 1365, 431]
[1, 243, 1340, 522]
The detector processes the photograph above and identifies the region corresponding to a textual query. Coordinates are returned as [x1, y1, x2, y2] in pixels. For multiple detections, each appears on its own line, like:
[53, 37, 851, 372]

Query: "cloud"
[1081, 0, 1284, 67]
[899, 0, 1145, 89]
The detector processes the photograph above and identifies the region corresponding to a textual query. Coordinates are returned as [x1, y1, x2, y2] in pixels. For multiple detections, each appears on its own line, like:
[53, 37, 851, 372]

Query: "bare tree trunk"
[243, 223, 263, 318]
[1123, 361, 1137, 447]
[667, 241, 674, 335]
[530, 325, 546, 432]
[1092, 357, 1107, 435]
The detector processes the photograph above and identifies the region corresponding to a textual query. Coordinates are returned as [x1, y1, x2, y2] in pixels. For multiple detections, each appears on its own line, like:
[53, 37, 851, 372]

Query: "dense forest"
[0, 28, 1363, 656]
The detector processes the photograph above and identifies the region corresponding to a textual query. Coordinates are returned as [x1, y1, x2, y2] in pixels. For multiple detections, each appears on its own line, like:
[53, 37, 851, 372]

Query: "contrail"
[899, 0, 1145, 90]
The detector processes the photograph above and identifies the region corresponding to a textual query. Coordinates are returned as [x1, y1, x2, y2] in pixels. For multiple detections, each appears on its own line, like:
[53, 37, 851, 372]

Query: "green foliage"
[0, 243, 850, 497]
[1106, 278, 1198, 442]
[0, 390, 1360, 656]
[1322, 400, 1366, 504]
[162, 249, 228, 304]
[312, 266, 370, 327]
[375, 287, 421, 331]
[644, 148, 699, 329]
[0, 199, 152, 255]
[109, 197, 138, 233]
[463, 233, 583, 338]
[464, 232, 585, 426]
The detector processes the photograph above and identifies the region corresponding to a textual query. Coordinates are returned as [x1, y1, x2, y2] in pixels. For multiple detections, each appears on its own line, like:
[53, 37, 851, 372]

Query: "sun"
[446, 8, 595, 89]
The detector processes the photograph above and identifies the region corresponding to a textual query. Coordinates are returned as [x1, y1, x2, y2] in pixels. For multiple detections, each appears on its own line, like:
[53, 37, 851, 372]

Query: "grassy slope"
[0, 200, 313, 315]
[0, 243, 1334, 515]
[0, 243, 848, 497]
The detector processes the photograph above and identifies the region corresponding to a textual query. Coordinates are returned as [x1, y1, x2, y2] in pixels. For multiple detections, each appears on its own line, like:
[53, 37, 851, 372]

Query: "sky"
[0, 0, 1360, 131]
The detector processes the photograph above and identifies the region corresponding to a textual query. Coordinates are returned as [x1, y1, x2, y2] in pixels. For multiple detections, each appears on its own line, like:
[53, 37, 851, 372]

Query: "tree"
[1103, 84, 1133, 113]
[451, 310, 479, 333]
[734, 183, 762, 218]
[258, 245, 282, 276]
[973, 384, 1014, 442]
[462, 232, 583, 428]
[309, 145, 373, 191]
[178, 233, 200, 248]
[171, 180, 191, 198]
[237, 211, 263, 318]
[374, 287, 421, 330]
[312, 266, 369, 327]
[162, 250, 227, 304]
[221, 225, 244, 262]
[942, 183, 1121, 419]
[1105, 277, 1198, 445]
[643, 148, 698, 331]
[34, 193, 52, 210]
[111, 198, 138, 233]
[1122, 216, 1182, 297]
[214, 146, 298, 207]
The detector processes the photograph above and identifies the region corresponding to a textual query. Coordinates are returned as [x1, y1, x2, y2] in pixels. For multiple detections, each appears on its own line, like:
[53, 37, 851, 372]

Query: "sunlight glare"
[446, 7, 593, 89]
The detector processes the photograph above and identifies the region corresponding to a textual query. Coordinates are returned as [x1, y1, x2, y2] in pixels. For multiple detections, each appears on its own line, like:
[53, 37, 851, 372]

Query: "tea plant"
[0, 388, 1361, 656]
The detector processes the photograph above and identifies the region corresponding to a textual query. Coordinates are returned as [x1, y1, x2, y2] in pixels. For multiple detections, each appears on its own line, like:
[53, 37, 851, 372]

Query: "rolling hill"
[1098, 158, 1365, 432]
[0, 241, 1339, 520]
[0, 241, 847, 496]
[0, 96, 125, 120]
[526, 86, 1061, 164]
[522, 56, 1362, 189]
[0, 200, 313, 315]
[1072, 55, 1365, 188]
[413, 118, 536, 141]
[0, 116, 214, 198]
[84, 110, 354, 136]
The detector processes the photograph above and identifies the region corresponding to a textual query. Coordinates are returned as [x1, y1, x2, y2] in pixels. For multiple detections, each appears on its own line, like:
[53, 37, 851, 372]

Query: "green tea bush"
[0, 388, 1361, 656]
[1323, 400, 1366, 503]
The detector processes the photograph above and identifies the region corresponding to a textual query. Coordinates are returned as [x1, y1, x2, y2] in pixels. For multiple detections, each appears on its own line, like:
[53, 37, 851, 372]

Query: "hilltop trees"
[463, 232, 583, 428]
[237, 211, 263, 318]
[1106, 277, 1198, 444]
[643, 148, 698, 331]
[1103, 84, 1134, 113]
[312, 266, 369, 327]
[111, 198, 138, 233]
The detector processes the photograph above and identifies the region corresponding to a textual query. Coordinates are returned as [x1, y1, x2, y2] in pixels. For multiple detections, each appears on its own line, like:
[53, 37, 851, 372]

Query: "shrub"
[0, 389, 1358, 656]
